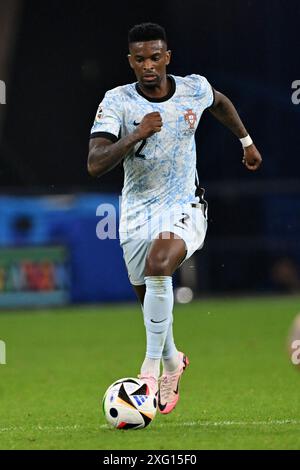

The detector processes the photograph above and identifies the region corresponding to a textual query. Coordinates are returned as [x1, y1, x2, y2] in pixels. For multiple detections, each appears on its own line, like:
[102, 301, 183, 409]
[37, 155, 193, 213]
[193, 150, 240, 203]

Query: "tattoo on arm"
[209, 91, 248, 139]
[88, 132, 142, 177]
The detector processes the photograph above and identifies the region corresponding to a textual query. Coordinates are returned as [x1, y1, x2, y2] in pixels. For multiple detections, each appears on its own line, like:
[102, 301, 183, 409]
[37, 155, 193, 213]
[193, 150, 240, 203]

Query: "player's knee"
[145, 253, 171, 276]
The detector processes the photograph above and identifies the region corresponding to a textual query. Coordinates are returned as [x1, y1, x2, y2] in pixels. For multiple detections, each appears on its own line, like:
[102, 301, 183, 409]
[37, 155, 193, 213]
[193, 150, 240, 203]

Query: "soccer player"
[88, 23, 262, 414]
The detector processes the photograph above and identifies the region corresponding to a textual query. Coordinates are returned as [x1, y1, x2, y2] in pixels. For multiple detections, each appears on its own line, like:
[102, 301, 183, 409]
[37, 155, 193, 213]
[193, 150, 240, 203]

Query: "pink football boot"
[158, 352, 189, 414]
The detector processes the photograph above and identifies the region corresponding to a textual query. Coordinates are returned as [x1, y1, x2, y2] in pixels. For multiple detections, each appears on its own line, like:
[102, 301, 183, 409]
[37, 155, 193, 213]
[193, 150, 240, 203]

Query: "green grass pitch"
[0, 296, 300, 450]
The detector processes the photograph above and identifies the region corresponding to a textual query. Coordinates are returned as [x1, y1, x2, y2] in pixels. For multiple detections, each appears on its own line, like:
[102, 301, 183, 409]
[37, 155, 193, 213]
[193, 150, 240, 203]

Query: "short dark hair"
[128, 23, 167, 45]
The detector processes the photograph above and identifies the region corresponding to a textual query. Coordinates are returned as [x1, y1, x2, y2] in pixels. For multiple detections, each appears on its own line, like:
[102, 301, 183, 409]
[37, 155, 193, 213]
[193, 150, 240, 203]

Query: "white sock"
[140, 357, 161, 379]
[162, 320, 179, 373]
[162, 351, 180, 373]
[141, 276, 173, 375]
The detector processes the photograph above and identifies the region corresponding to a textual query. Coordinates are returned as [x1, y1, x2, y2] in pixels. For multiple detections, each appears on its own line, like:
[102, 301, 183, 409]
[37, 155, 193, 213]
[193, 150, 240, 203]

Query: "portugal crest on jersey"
[184, 109, 197, 129]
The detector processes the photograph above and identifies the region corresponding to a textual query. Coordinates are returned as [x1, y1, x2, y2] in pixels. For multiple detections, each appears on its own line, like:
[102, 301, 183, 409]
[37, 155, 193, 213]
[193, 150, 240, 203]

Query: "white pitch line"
[1, 419, 300, 434]
[0, 425, 82, 433]
[100, 419, 300, 429]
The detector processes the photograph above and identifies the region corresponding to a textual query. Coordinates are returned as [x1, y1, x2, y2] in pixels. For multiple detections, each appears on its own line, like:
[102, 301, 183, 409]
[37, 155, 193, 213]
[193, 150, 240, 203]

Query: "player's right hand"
[134, 112, 163, 140]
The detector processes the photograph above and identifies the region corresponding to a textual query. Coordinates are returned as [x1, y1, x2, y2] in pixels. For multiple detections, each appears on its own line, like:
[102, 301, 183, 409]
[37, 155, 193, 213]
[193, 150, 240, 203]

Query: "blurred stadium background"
[0, 0, 300, 450]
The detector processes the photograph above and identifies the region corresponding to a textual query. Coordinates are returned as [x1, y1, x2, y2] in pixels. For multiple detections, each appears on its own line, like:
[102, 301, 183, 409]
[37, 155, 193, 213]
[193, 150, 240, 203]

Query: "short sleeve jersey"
[90, 74, 214, 236]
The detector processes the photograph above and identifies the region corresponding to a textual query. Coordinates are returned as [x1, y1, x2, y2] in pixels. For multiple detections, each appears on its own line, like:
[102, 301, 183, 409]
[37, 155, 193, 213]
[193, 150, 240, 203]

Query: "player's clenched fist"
[242, 144, 262, 171]
[134, 112, 163, 140]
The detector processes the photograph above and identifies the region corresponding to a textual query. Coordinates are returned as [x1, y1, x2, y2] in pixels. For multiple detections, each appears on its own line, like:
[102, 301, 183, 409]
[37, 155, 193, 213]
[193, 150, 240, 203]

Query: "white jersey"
[90, 74, 214, 238]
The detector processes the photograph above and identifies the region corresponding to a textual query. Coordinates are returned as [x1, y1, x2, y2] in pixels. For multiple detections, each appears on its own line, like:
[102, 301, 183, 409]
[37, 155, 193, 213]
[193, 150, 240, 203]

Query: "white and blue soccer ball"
[102, 377, 157, 430]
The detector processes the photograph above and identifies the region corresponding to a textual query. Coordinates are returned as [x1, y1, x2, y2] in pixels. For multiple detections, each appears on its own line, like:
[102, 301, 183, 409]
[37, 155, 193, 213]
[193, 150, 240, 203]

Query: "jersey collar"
[135, 75, 176, 103]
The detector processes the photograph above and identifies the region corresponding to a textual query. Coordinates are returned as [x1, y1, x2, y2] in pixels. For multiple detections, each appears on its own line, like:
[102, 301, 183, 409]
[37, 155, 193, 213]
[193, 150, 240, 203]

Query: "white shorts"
[120, 202, 208, 286]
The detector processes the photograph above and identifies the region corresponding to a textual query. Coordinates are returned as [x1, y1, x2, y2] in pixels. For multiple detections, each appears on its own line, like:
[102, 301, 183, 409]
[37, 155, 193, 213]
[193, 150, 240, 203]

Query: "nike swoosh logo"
[158, 401, 167, 411]
[133, 120, 140, 126]
[158, 391, 167, 411]
[150, 318, 167, 323]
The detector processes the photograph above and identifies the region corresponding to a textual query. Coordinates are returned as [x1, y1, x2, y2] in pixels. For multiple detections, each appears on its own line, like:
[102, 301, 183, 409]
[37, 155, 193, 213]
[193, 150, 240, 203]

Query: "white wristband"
[240, 135, 253, 148]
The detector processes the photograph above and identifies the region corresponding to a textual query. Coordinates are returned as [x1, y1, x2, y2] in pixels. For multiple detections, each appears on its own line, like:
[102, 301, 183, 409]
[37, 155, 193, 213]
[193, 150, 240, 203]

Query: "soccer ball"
[102, 377, 157, 430]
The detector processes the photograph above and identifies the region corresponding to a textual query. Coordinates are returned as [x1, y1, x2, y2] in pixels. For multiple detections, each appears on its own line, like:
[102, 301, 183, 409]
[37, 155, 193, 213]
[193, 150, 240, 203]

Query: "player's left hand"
[242, 144, 262, 171]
